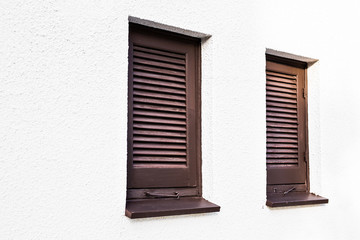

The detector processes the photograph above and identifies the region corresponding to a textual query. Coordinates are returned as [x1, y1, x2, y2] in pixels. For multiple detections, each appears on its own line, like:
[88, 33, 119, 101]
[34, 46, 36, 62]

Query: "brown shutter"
[132, 45, 187, 166]
[127, 24, 200, 192]
[266, 60, 307, 186]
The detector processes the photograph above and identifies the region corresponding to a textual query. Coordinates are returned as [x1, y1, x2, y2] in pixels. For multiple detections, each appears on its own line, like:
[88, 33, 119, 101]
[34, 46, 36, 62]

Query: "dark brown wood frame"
[266, 60, 307, 186]
[127, 23, 201, 191]
[126, 23, 219, 218]
[265, 54, 328, 207]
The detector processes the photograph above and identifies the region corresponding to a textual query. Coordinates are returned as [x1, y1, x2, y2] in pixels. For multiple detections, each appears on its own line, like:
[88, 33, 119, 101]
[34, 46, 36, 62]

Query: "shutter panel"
[132, 45, 188, 166]
[128, 24, 200, 190]
[266, 60, 307, 185]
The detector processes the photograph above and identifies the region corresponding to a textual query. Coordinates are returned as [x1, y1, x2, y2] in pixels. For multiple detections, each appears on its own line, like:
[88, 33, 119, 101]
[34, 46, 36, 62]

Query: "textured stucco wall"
[1, 0, 360, 239]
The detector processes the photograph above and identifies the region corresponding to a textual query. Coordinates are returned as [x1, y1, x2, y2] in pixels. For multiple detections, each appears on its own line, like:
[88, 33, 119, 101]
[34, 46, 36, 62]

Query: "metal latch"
[283, 187, 296, 195]
[145, 191, 180, 199]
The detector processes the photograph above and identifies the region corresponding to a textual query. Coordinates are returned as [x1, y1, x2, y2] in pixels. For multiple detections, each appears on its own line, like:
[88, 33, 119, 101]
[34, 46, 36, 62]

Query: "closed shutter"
[266, 60, 307, 186]
[132, 45, 187, 166]
[128, 24, 200, 191]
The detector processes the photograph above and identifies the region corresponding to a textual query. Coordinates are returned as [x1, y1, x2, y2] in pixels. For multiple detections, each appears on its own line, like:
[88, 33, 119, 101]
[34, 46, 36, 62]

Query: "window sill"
[266, 192, 328, 207]
[125, 197, 220, 219]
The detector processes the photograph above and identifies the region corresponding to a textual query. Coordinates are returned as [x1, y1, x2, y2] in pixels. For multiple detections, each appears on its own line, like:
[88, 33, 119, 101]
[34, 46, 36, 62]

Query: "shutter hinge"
[304, 152, 307, 163]
[302, 88, 306, 99]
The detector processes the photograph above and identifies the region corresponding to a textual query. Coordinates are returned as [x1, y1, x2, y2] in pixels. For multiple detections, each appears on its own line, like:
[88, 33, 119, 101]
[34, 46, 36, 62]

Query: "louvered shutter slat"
[133, 51, 186, 65]
[267, 143, 298, 148]
[133, 71, 185, 83]
[266, 107, 297, 114]
[133, 45, 185, 59]
[266, 86, 297, 94]
[133, 97, 186, 107]
[267, 133, 298, 138]
[267, 128, 297, 133]
[133, 90, 186, 101]
[266, 122, 297, 128]
[133, 150, 186, 156]
[133, 84, 186, 95]
[267, 91, 297, 99]
[266, 76, 297, 84]
[133, 136, 186, 144]
[133, 110, 186, 119]
[133, 78, 186, 88]
[133, 157, 186, 163]
[266, 112, 297, 118]
[266, 148, 298, 153]
[133, 130, 186, 137]
[266, 159, 298, 164]
[134, 65, 186, 77]
[133, 117, 186, 125]
[266, 96, 297, 104]
[267, 101, 297, 109]
[133, 143, 186, 149]
[267, 153, 298, 159]
[133, 104, 186, 113]
[267, 138, 298, 143]
[133, 123, 186, 131]
[266, 117, 298, 124]
[133, 58, 185, 71]
[266, 80, 296, 89]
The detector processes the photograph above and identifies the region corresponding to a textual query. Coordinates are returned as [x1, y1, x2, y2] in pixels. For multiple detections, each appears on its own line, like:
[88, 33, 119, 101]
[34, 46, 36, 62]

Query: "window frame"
[127, 23, 201, 191]
[125, 23, 219, 218]
[265, 53, 328, 207]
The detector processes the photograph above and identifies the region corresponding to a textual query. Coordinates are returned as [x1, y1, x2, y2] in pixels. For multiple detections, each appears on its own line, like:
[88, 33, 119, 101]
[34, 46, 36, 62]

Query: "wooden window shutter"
[127, 24, 201, 195]
[265, 55, 328, 207]
[266, 59, 307, 187]
[126, 24, 219, 218]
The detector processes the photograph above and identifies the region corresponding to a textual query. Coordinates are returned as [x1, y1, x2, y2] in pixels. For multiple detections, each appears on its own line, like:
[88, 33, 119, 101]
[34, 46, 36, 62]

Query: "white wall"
[1, 0, 359, 239]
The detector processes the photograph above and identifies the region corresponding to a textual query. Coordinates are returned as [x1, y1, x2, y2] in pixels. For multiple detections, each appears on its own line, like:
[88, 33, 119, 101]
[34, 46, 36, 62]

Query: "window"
[266, 54, 328, 207]
[125, 23, 219, 218]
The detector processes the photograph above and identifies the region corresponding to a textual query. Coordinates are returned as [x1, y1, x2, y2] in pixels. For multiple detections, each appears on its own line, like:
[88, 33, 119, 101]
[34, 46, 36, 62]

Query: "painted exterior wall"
[1, 0, 359, 239]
